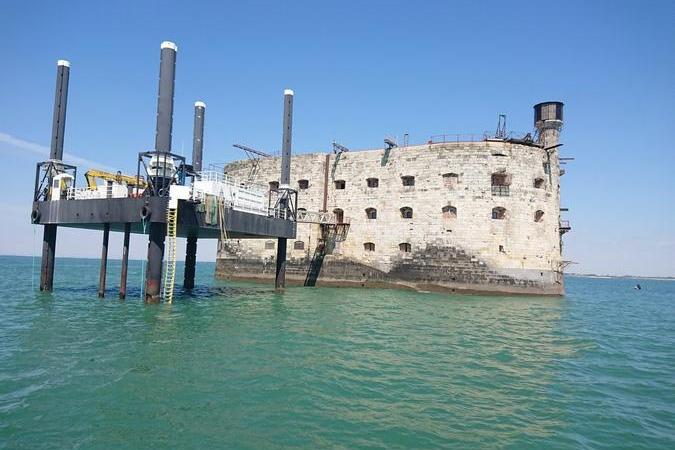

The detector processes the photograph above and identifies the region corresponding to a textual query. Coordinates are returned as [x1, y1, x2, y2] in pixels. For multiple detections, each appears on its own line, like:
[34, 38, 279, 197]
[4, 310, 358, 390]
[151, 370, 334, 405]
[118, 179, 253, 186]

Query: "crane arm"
[84, 169, 146, 189]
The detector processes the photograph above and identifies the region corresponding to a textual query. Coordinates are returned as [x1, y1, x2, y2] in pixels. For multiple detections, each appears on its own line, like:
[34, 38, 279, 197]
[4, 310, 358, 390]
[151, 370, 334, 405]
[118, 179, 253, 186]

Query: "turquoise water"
[0, 256, 673, 449]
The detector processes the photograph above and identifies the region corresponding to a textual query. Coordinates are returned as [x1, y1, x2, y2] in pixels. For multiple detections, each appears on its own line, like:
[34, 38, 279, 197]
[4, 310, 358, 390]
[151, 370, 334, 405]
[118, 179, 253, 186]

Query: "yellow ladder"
[163, 205, 178, 303]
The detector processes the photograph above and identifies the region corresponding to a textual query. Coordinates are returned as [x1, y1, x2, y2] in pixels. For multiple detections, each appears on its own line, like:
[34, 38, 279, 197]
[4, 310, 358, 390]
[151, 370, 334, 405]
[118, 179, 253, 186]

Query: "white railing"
[194, 171, 269, 216]
[66, 185, 132, 200]
[67, 187, 105, 200]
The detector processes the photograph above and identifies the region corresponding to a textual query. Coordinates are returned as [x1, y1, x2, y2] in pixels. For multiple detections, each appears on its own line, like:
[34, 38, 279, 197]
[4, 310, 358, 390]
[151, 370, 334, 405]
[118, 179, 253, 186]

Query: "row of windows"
[364, 242, 411, 252]
[361, 206, 545, 222]
[267, 240, 518, 255]
[273, 172, 547, 192]
[284, 205, 543, 222]
[265, 241, 413, 253]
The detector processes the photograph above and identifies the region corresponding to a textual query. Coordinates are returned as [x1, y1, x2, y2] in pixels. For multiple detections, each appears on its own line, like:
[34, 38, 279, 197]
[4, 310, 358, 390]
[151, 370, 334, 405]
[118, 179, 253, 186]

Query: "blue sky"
[1, 0, 673, 276]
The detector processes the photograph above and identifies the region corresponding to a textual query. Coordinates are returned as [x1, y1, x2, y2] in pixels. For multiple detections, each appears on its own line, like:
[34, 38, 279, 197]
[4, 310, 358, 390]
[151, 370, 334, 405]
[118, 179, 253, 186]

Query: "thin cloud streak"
[0, 132, 115, 171]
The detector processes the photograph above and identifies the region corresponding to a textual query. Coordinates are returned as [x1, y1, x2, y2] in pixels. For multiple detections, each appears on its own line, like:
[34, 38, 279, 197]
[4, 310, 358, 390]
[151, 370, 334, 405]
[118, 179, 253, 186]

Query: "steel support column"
[145, 221, 165, 303]
[97, 223, 110, 298]
[39, 60, 70, 292]
[40, 224, 57, 291]
[183, 236, 197, 289]
[275, 238, 288, 289]
[119, 223, 130, 299]
[275, 89, 293, 290]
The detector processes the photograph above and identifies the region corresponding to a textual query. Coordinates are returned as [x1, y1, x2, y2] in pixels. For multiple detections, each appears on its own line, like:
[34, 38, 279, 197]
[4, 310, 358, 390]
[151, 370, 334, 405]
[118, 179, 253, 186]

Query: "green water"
[0, 256, 673, 449]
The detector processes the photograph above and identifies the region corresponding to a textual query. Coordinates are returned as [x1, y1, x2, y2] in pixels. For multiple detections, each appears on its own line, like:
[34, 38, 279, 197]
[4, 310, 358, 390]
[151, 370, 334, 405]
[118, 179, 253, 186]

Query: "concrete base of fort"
[215, 256, 565, 296]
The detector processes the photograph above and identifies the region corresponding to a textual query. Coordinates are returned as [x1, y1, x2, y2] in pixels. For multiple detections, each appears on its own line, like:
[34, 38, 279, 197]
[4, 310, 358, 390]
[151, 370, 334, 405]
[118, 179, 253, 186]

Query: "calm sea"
[0, 255, 673, 449]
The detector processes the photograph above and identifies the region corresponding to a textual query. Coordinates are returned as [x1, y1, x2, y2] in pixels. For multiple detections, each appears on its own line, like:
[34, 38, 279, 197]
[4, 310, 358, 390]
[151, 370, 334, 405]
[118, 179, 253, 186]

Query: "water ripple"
[0, 257, 674, 449]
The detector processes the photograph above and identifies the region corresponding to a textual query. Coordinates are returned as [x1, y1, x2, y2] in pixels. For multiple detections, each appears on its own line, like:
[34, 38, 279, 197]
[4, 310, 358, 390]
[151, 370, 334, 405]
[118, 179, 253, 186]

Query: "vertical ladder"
[163, 205, 178, 303]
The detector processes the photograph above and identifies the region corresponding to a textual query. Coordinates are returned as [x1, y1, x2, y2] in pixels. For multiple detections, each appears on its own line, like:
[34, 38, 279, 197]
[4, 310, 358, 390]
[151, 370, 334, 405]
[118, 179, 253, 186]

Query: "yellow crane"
[84, 169, 146, 189]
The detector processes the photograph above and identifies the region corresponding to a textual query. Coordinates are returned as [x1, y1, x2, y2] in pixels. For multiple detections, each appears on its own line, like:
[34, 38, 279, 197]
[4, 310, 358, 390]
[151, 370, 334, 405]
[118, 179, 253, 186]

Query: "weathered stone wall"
[217, 139, 565, 295]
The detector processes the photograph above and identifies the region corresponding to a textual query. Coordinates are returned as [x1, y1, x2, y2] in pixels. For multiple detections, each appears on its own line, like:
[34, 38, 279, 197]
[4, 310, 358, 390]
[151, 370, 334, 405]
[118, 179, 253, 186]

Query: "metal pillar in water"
[184, 236, 197, 289]
[146, 222, 165, 303]
[39, 59, 70, 292]
[40, 224, 57, 291]
[119, 223, 130, 299]
[98, 223, 110, 298]
[145, 41, 177, 302]
[275, 89, 294, 290]
[183, 101, 205, 289]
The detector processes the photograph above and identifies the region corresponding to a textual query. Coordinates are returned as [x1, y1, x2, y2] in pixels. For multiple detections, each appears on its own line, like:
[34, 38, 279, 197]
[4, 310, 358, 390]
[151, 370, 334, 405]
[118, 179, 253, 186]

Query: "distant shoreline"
[567, 273, 675, 282]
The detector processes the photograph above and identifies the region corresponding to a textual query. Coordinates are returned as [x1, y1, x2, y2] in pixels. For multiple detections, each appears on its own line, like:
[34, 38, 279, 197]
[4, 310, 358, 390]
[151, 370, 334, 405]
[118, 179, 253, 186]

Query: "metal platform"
[31, 197, 296, 239]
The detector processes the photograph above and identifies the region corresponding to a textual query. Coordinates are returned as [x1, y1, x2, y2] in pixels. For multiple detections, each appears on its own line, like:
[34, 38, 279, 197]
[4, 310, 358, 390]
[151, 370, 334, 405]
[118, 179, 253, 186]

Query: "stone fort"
[216, 102, 569, 295]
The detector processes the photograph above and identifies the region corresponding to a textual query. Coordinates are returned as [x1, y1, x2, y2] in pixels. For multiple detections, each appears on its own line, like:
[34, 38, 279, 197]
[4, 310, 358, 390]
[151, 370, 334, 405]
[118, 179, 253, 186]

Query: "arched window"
[364, 242, 375, 252]
[401, 175, 415, 187]
[399, 242, 411, 253]
[366, 178, 379, 188]
[442, 205, 457, 219]
[492, 207, 507, 220]
[534, 210, 545, 222]
[265, 241, 275, 249]
[534, 178, 545, 189]
[400, 207, 413, 219]
[298, 179, 309, 190]
[294, 241, 305, 250]
[442, 173, 459, 188]
[269, 181, 279, 192]
[365, 207, 377, 219]
[491, 171, 511, 196]
[334, 180, 346, 189]
[333, 208, 344, 223]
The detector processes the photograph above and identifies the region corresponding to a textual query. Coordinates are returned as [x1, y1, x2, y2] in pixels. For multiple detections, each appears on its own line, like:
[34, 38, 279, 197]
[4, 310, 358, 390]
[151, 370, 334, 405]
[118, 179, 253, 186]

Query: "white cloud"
[0, 132, 115, 171]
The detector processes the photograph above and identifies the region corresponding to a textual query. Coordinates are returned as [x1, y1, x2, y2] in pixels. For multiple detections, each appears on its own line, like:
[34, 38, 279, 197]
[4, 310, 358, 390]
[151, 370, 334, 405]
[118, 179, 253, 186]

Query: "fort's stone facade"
[216, 130, 567, 295]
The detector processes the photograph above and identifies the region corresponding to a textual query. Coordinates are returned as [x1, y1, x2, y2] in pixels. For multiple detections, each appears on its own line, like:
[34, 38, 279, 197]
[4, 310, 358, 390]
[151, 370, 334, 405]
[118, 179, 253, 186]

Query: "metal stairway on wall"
[304, 223, 349, 286]
[163, 204, 178, 303]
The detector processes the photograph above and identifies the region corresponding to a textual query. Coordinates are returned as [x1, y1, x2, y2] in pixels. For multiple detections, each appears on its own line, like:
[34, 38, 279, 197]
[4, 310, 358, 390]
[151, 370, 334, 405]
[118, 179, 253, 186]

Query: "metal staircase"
[304, 222, 350, 286]
[163, 204, 178, 303]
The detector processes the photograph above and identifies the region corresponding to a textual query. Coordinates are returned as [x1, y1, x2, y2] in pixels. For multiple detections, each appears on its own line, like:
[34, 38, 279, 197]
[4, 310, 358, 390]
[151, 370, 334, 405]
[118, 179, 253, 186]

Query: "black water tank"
[534, 101, 564, 124]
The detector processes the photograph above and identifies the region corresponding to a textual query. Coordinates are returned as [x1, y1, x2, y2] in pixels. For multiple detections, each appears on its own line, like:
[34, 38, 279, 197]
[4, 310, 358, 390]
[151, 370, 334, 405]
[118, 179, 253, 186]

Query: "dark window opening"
[400, 207, 413, 219]
[442, 205, 457, 219]
[543, 162, 551, 175]
[399, 242, 411, 253]
[401, 176, 415, 186]
[265, 241, 275, 250]
[333, 208, 344, 223]
[366, 178, 379, 188]
[269, 181, 279, 192]
[535, 210, 545, 222]
[365, 207, 377, 219]
[364, 242, 375, 252]
[492, 207, 507, 220]
[491, 172, 511, 196]
[294, 241, 305, 250]
[534, 178, 545, 189]
[298, 179, 309, 190]
[499, 245, 505, 253]
[334, 180, 346, 189]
